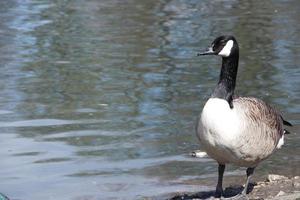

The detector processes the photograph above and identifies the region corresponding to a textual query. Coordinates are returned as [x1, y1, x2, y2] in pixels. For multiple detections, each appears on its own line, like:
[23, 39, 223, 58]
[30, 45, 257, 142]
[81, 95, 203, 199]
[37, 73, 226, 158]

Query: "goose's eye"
[220, 40, 226, 45]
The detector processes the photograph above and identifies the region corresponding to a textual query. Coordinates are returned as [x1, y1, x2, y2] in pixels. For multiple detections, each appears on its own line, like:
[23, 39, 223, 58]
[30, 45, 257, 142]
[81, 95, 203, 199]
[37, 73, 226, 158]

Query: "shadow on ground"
[169, 184, 256, 200]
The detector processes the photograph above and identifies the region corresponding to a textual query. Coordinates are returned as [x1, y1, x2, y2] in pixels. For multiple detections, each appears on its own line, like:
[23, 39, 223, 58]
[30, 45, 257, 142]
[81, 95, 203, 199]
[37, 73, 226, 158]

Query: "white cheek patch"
[218, 40, 234, 57]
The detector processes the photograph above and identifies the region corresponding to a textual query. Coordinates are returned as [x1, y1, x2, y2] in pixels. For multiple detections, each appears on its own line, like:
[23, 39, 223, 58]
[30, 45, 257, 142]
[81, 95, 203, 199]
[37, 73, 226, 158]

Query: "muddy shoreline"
[163, 174, 300, 200]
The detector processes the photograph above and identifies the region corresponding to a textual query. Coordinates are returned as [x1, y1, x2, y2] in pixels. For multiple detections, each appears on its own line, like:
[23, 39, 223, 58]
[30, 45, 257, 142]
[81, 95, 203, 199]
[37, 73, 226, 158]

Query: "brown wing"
[233, 97, 284, 143]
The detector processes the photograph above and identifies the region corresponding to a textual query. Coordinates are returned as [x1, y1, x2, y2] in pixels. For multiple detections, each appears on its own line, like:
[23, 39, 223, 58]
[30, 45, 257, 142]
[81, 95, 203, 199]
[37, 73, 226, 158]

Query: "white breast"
[200, 98, 241, 144]
[197, 98, 244, 164]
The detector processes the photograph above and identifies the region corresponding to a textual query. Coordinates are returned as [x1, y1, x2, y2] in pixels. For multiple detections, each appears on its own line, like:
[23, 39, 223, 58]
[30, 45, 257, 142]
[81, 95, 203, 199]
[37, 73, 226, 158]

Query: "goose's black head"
[198, 35, 240, 109]
[198, 35, 238, 58]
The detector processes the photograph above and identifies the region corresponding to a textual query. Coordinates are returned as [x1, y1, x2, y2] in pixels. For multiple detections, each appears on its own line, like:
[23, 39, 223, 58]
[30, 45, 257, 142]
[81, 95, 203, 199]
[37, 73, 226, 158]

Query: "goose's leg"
[223, 167, 255, 200]
[242, 167, 255, 195]
[215, 164, 225, 198]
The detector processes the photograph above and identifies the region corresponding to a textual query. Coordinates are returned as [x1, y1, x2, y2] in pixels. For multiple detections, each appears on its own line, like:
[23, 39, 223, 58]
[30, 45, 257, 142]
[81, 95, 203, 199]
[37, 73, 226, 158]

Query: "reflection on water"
[0, 0, 299, 199]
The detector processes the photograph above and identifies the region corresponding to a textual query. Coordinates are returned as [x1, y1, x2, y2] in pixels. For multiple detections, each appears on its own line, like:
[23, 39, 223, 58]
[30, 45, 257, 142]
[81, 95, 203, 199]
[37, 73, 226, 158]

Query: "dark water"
[0, 0, 299, 199]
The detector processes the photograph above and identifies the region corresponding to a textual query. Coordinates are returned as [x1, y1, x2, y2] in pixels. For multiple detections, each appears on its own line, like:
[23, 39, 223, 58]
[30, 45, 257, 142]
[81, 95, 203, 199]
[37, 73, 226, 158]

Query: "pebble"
[190, 150, 208, 158]
[292, 181, 300, 188]
[267, 174, 288, 182]
[276, 191, 286, 196]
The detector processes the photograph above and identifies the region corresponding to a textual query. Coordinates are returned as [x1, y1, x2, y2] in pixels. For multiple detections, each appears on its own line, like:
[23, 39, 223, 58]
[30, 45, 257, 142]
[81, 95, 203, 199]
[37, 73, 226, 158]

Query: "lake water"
[0, 1, 299, 200]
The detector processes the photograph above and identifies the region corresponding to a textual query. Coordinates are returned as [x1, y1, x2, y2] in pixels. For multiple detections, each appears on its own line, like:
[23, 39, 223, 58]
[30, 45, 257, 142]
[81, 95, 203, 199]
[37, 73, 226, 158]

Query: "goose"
[196, 35, 292, 199]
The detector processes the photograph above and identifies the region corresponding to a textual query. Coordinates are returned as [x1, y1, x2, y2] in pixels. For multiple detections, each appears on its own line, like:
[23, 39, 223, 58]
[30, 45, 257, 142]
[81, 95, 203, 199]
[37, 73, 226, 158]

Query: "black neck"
[212, 52, 239, 108]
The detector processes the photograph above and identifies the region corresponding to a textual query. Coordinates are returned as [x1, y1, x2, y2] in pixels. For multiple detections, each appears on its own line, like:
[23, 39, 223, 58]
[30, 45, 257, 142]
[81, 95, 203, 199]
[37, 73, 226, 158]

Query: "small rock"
[189, 150, 208, 158]
[292, 181, 300, 188]
[254, 184, 261, 188]
[267, 174, 288, 182]
[276, 191, 285, 196]
[294, 176, 300, 180]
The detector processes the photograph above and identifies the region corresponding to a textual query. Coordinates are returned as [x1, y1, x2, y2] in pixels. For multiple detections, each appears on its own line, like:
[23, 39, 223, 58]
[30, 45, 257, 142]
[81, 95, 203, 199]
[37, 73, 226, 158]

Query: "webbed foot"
[215, 187, 223, 198]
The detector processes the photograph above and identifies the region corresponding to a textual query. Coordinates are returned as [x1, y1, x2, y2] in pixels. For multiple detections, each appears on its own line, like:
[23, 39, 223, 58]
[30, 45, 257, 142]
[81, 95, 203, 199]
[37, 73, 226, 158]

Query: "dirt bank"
[166, 174, 300, 200]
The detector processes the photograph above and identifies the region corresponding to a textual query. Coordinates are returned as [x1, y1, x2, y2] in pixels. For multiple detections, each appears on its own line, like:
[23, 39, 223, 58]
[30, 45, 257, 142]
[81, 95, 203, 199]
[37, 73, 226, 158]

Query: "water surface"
[0, 1, 299, 200]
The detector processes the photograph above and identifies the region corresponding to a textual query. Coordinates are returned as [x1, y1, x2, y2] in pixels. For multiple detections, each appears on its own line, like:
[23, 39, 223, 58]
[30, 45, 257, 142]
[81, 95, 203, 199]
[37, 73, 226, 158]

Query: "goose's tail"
[281, 115, 292, 134]
[277, 116, 292, 149]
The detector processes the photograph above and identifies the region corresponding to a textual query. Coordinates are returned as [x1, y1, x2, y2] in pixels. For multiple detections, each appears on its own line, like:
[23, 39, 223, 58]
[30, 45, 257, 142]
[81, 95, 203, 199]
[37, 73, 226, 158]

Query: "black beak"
[197, 47, 215, 56]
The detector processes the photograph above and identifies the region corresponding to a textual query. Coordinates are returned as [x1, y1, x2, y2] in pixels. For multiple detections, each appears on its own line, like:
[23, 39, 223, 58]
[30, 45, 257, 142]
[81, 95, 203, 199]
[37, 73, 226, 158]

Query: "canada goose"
[197, 35, 292, 199]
